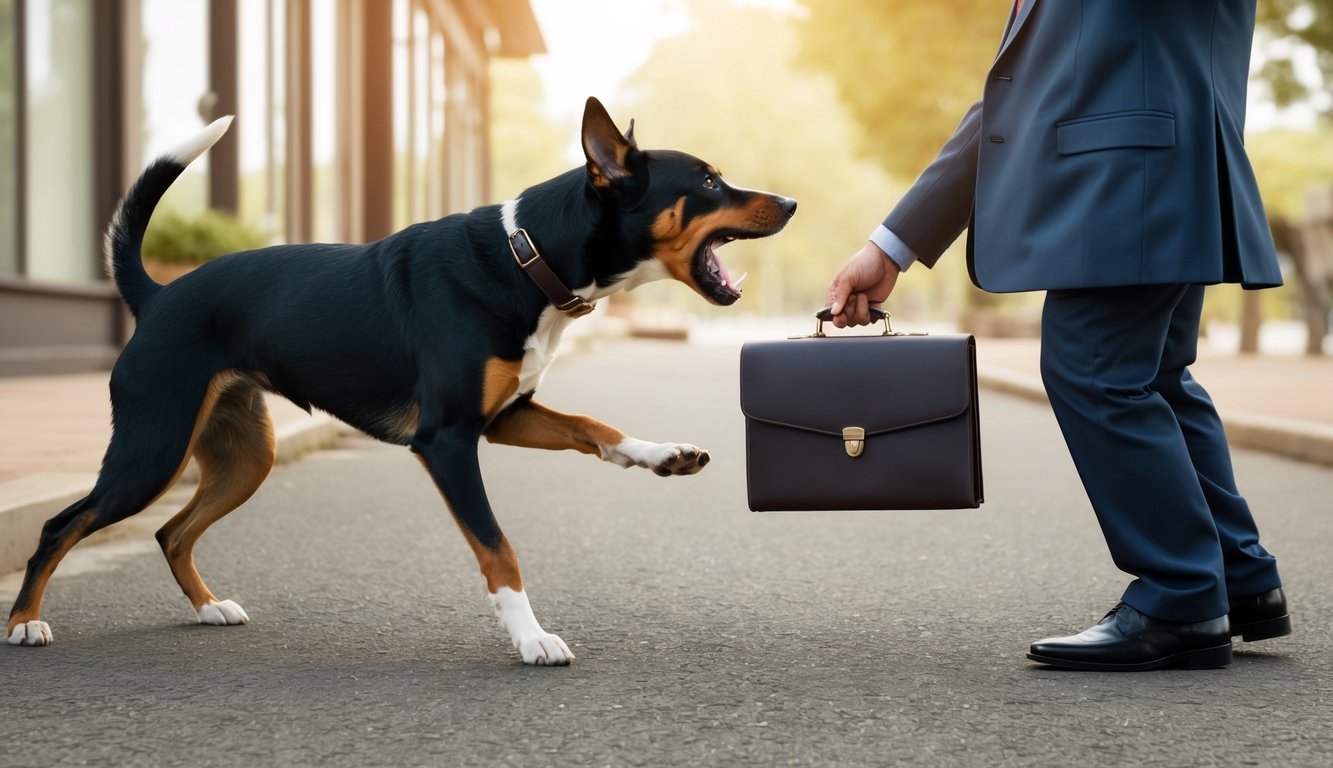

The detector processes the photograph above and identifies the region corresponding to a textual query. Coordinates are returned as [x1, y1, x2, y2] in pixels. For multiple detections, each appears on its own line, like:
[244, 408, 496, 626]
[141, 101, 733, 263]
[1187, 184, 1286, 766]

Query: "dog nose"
[778, 197, 797, 216]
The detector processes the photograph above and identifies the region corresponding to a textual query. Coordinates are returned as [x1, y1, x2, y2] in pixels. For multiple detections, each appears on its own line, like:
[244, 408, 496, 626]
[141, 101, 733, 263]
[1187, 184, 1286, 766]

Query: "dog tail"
[103, 115, 234, 317]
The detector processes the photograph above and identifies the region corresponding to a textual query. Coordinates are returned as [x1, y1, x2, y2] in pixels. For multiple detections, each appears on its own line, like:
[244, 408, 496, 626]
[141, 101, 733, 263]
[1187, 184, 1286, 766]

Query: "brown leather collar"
[507, 228, 596, 318]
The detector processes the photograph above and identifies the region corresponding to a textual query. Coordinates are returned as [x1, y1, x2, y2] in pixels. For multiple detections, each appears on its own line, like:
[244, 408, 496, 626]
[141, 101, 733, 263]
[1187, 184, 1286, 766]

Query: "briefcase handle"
[813, 306, 892, 337]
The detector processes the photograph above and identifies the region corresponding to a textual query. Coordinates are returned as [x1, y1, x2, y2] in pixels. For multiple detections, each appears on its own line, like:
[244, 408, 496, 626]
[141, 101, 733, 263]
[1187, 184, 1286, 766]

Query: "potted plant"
[141, 209, 268, 284]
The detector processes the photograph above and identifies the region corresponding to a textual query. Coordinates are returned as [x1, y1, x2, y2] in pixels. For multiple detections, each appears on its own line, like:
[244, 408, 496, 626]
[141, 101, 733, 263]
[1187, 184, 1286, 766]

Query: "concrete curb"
[0, 413, 349, 575]
[975, 367, 1333, 469]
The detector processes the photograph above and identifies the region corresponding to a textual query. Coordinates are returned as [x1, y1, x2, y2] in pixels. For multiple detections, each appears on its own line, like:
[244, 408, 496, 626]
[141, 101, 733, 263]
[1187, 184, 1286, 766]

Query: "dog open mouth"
[693, 231, 755, 306]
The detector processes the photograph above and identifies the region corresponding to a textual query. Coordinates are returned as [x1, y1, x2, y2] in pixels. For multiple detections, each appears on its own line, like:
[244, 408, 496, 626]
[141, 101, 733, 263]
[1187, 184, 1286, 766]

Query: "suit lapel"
[996, 0, 1036, 62]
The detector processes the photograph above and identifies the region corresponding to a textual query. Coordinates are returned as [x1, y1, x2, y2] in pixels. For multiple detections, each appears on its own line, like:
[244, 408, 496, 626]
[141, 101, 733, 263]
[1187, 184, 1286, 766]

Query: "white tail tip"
[164, 115, 234, 166]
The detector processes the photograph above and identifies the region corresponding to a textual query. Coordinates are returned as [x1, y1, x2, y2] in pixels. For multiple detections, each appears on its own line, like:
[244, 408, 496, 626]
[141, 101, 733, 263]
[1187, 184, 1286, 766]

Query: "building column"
[208, 0, 239, 214]
[285, 0, 312, 243]
[362, 0, 393, 241]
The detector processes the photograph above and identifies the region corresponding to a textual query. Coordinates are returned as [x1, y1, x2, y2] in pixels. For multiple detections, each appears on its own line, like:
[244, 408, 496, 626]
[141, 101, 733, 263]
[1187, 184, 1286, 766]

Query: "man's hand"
[825, 241, 901, 328]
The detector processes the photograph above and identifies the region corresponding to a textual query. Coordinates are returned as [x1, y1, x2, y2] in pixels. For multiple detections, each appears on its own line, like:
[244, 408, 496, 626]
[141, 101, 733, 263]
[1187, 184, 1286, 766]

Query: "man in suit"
[826, 0, 1292, 670]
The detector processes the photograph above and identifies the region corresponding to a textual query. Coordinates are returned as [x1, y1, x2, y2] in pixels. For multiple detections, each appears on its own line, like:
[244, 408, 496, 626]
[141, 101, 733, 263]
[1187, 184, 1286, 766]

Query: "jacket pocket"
[1056, 110, 1175, 155]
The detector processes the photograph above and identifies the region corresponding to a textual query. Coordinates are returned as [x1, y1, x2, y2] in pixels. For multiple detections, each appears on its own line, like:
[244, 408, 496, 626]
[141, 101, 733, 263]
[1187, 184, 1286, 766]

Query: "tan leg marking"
[484, 400, 625, 456]
[482, 357, 522, 422]
[157, 382, 276, 611]
[463, 531, 523, 594]
[5, 513, 95, 635]
[412, 455, 523, 593]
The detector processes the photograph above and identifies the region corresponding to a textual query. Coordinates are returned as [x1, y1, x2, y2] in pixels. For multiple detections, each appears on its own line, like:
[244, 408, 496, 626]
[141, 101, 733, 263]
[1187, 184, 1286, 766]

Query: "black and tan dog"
[5, 98, 794, 664]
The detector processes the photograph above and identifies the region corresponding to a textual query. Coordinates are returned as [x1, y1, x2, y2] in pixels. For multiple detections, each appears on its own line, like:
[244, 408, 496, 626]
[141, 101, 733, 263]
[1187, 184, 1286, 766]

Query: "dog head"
[581, 97, 796, 306]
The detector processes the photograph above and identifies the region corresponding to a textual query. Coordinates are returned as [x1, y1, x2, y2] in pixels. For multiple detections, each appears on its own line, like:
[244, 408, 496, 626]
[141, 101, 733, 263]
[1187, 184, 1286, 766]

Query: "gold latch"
[843, 427, 866, 458]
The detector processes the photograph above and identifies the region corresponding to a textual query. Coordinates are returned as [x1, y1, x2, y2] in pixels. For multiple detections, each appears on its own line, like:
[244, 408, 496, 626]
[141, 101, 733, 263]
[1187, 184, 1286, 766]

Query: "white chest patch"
[512, 305, 575, 402]
[501, 229, 670, 409]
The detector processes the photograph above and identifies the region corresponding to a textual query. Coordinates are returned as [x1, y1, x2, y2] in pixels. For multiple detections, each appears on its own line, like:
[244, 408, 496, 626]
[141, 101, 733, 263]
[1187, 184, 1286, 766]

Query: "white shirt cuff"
[869, 225, 919, 272]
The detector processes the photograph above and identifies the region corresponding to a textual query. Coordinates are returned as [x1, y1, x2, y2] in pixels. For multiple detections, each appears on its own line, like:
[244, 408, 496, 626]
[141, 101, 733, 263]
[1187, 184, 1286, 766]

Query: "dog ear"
[582, 97, 637, 190]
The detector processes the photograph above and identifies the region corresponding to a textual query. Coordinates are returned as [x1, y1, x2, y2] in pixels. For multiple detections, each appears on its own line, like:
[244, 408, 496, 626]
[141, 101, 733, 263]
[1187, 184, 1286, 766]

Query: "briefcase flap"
[739, 334, 975, 438]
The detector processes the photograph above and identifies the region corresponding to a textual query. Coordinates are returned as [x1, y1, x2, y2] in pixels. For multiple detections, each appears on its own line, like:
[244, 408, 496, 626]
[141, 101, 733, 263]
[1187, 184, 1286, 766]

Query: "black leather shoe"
[1027, 603, 1232, 671]
[1229, 587, 1292, 642]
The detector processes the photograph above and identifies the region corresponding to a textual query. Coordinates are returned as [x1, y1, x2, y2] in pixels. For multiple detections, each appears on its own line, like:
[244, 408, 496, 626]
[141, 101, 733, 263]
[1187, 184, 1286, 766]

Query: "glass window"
[24, 0, 95, 283]
[141, 0, 208, 214]
[238, 0, 286, 241]
[310, 0, 339, 243]
[391, 0, 409, 230]
[0, 0, 17, 276]
[411, 5, 429, 222]
[428, 28, 445, 215]
[392, 0, 439, 228]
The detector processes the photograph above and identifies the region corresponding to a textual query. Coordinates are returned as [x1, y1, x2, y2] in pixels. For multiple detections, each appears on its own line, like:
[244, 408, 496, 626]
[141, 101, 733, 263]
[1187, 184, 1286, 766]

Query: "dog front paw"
[517, 632, 575, 666]
[197, 599, 250, 626]
[606, 438, 711, 476]
[7, 620, 53, 647]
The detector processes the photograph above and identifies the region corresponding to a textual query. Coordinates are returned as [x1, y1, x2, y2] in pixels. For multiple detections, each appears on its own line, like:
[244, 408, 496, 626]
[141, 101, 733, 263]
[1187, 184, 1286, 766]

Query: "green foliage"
[1247, 126, 1333, 218]
[796, 0, 1004, 180]
[1257, 0, 1333, 113]
[142, 208, 268, 265]
[490, 59, 576, 200]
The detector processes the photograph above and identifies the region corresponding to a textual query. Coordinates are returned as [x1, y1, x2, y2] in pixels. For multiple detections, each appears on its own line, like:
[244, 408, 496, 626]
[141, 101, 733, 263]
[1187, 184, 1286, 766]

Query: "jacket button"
[988, 135, 1006, 143]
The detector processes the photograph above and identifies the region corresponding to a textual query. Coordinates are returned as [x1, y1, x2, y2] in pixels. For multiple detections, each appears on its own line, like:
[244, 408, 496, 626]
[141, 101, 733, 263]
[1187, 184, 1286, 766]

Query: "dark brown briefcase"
[740, 308, 983, 511]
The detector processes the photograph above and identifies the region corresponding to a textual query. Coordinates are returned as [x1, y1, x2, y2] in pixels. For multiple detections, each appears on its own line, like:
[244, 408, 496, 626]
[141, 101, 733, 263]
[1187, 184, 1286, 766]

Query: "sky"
[525, 0, 800, 124]
[526, 0, 691, 123]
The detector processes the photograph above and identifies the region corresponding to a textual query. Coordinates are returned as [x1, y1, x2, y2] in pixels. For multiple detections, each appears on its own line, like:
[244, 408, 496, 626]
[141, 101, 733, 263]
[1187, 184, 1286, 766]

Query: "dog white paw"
[7, 620, 53, 647]
[197, 599, 250, 626]
[490, 587, 574, 666]
[517, 632, 575, 666]
[606, 438, 710, 476]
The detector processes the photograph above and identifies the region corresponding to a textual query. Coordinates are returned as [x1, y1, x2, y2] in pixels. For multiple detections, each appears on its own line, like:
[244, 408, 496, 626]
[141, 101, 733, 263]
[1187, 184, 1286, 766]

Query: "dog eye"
[703, 176, 718, 190]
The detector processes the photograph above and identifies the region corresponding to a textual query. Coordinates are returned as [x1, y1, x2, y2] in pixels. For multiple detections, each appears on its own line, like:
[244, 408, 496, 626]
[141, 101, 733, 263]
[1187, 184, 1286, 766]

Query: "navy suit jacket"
[883, 0, 1282, 293]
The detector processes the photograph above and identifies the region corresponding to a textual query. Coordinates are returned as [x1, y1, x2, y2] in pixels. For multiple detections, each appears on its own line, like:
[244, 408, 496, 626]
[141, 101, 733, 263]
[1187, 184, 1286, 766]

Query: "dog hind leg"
[6, 372, 221, 647]
[156, 382, 276, 626]
[412, 427, 573, 665]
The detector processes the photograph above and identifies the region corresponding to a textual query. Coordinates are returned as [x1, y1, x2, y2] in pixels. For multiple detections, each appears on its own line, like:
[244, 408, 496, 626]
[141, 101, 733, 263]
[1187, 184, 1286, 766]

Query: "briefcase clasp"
[843, 427, 866, 458]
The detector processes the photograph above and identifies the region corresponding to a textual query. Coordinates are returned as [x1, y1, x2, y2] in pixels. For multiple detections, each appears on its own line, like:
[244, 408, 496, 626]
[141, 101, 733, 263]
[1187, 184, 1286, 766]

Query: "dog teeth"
[733, 272, 748, 288]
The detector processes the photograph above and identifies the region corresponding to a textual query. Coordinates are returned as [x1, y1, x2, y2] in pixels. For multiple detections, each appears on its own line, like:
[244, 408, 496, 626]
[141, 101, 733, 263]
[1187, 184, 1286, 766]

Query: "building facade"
[0, 0, 543, 375]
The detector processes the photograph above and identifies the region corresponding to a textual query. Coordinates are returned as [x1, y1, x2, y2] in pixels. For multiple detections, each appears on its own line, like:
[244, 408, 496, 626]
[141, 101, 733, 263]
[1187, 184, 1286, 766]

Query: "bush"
[141, 209, 268, 265]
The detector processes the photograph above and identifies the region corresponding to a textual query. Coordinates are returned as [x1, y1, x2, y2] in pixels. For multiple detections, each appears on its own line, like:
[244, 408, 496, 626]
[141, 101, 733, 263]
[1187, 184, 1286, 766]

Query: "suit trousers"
[1039, 284, 1282, 622]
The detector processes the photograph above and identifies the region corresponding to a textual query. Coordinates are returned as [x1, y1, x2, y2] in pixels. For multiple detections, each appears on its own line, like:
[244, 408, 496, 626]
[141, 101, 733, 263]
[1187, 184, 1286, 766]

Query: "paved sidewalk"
[3, 329, 1331, 575]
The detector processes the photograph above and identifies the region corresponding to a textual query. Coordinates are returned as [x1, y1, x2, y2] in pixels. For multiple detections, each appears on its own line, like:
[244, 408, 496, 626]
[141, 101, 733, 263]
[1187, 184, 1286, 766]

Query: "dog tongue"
[708, 240, 739, 290]
[716, 254, 734, 288]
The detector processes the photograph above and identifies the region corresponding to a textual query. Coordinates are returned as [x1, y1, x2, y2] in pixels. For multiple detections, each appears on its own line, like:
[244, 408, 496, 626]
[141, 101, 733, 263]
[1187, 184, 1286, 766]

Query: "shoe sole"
[1026, 642, 1233, 672]
[1231, 614, 1292, 643]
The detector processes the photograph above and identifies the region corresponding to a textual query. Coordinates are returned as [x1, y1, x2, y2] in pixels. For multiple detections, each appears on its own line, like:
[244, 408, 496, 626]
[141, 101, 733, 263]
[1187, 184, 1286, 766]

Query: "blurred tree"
[796, 0, 1003, 180]
[489, 59, 573, 201]
[801, 1, 1333, 174]
[1256, 0, 1332, 114]
[1247, 127, 1333, 218]
[615, 0, 963, 316]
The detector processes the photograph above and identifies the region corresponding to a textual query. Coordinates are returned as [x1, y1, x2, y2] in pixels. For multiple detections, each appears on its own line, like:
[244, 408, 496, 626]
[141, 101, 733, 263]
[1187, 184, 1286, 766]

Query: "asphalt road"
[2, 338, 1330, 767]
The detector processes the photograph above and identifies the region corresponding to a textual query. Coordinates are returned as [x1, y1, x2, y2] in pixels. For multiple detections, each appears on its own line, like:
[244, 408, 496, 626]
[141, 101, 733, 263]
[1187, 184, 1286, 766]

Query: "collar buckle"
[507, 228, 597, 319]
